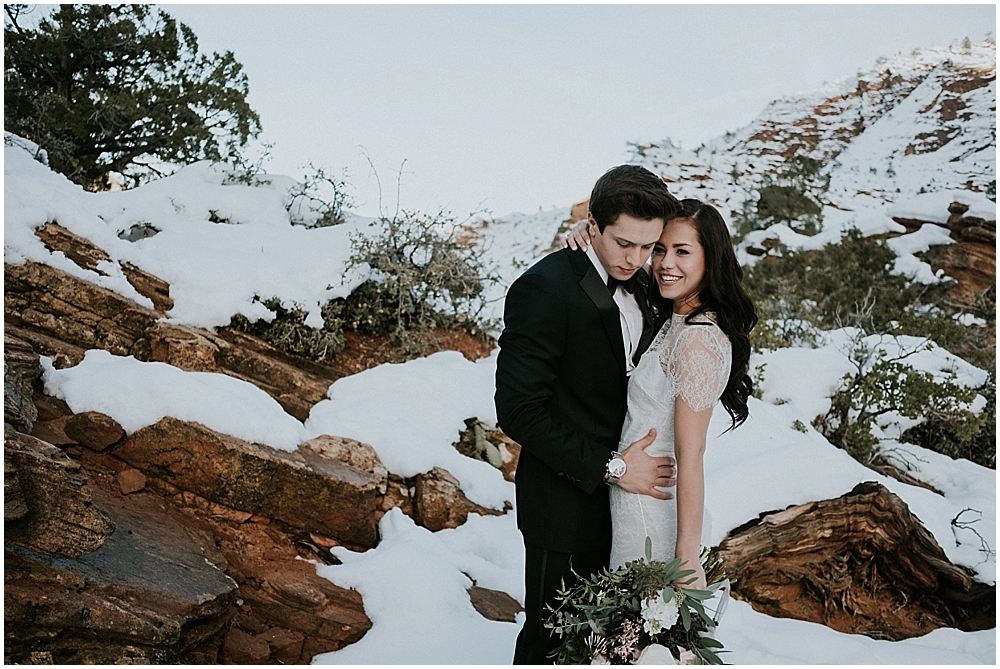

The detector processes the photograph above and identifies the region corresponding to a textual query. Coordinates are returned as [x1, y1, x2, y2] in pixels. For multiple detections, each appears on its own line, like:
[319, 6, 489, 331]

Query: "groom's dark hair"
[588, 164, 679, 232]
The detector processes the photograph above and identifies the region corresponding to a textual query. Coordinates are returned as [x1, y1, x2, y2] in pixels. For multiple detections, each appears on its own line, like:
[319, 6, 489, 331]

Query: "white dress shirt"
[585, 245, 644, 374]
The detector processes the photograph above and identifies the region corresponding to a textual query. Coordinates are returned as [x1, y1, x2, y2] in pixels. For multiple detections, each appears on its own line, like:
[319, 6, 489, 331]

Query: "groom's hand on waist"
[618, 429, 677, 500]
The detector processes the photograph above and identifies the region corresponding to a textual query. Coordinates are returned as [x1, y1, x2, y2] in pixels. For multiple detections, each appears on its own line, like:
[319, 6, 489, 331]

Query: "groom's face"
[587, 213, 664, 281]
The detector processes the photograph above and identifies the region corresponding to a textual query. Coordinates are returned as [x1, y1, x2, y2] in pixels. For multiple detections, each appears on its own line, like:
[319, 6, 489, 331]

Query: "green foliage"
[749, 318, 791, 353]
[755, 184, 823, 232]
[287, 164, 355, 228]
[545, 547, 727, 665]
[231, 208, 497, 362]
[230, 297, 344, 361]
[744, 229, 967, 350]
[4, 4, 260, 189]
[901, 373, 995, 469]
[812, 338, 984, 465]
[735, 155, 829, 238]
[343, 210, 498, 356]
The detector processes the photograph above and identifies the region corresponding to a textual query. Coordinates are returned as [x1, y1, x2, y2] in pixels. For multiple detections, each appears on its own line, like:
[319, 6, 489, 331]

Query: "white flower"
[640, 592, 679, 635]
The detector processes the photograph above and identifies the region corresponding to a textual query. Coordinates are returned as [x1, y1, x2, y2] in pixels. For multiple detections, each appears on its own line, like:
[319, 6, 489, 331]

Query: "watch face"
[609, 458, 627, 478]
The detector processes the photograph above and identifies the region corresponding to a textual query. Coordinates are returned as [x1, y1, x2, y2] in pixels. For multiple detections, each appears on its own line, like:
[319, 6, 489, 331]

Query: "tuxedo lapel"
[569, 250, 627, 375]
[634, 267, 658, 362]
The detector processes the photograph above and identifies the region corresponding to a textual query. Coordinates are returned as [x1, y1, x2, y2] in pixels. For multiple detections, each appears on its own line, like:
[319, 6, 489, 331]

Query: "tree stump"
[716, 481, 995, 640]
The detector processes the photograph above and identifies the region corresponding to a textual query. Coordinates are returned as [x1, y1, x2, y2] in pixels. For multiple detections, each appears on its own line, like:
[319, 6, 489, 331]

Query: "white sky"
[158, 3, 995, 219]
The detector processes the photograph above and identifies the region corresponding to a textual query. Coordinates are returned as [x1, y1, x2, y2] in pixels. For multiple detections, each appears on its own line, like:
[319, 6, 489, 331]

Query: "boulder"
[716, 481, 995, 640]
[412, 467, 507, 532]
[4, 486, 238, 664]
[4, 428, 116, 558]
[114, 417, 381, 547]
[257, 627, 305, 664]
[209, 518, 371, 663]
[64, 411, 126, 452]
[469, 585, 523, 623]
[118, 468, 147, 495]
[220, 628, 270, 664]
[300, 434, 388, 494]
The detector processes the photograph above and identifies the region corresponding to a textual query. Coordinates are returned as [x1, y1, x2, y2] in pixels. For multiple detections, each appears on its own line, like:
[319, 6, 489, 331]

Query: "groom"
[495, 165, 680, 664]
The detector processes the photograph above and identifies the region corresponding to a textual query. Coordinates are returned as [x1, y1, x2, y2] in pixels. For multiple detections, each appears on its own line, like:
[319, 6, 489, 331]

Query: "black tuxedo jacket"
[495, 248, 664, 552]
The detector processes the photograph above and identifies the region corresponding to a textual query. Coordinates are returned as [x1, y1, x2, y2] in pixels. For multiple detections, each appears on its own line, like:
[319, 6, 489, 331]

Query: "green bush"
[734, 155, 829, 238]
[230, 297, 344, 361]
[901, 372, 995, 469]
[744, 229, 967, 350]
[812, 339, 985, 465]
[344, 210, 498, 356]
[4, 4, 260, 189]
[231, 209, 497, 362]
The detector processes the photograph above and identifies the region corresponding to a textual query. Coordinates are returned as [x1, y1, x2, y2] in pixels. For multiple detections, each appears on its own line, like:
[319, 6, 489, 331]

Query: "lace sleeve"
[661, 323, 732, 412]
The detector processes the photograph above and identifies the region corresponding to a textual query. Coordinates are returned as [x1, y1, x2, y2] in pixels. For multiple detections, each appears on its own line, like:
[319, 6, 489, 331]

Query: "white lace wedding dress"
[610, 311, 732, 569]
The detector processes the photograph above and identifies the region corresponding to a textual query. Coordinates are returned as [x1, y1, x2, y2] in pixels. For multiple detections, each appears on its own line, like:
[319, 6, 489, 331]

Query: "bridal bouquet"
[544, 540, 729, 665]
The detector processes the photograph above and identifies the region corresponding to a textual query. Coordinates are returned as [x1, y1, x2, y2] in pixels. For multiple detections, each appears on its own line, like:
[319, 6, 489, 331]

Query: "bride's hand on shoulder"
[560, 219, 591, 251]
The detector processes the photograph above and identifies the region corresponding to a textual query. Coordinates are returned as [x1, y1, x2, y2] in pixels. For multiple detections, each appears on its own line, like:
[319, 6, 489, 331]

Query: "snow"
[4, 37, 996, 666]
[40, 350, 308, 451]
[313, 509, 523, 665]
[305, 350, 514, 510]
[889, 190, 997, 225]
[4, 133, 372, 330]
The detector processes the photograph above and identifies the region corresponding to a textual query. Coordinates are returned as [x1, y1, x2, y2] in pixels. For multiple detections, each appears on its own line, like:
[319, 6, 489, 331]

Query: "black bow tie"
[607, 274, 638, 294]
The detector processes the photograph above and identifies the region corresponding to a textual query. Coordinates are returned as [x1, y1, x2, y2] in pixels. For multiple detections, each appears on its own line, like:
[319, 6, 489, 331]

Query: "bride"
[567, 198, 756, 590]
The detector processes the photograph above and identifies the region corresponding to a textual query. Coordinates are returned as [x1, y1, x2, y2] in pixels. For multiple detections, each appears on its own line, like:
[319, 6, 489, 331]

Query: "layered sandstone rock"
[914, 201, 996, 306]
[4, 334, 40, 433]
[114, 418, 381, 548]
[145, 322, 333, 421]
[716, 481, 995, 640]
[4, 428, 116, 558]
[5, 485, 237, 664]
[34, 221, 174, 313]
[5, 260, 159, 364]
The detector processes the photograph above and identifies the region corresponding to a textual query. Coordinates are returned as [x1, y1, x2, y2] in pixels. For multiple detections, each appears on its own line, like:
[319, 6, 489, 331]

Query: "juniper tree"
[4, 4, 261, 189]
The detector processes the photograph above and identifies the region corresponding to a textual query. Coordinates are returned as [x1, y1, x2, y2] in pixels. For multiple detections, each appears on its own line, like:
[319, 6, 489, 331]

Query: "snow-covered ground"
[5, 39, 996, 666]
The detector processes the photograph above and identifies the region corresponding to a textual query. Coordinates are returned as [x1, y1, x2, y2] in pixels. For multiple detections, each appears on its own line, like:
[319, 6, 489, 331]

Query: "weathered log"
[716, 481, 995, 640]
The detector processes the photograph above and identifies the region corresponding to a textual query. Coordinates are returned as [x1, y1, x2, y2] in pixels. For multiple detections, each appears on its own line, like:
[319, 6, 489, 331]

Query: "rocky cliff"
[4, 221, 520, 663]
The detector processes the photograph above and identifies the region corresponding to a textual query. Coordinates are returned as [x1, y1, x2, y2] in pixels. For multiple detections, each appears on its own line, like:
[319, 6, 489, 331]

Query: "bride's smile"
[651, 218, 706, 314]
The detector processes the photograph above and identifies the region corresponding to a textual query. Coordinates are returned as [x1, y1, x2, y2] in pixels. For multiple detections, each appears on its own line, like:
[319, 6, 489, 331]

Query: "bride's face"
[650, 218, 705, 314]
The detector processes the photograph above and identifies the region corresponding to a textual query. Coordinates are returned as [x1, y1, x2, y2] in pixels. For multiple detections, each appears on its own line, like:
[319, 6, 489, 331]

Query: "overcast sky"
[161, 3, 995, 219]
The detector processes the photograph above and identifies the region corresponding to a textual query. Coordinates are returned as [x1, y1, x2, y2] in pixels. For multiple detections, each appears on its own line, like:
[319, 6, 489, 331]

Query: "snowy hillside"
[629, 39, 995, 262]
[4, 40, 996, 665]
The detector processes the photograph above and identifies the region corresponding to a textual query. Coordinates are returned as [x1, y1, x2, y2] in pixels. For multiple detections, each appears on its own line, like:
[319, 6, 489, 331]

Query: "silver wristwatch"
[605, 451, 626, 486]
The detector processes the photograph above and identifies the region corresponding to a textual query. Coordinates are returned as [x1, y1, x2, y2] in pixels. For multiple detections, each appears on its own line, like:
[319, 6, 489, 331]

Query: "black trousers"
[512, 541, 610, 665]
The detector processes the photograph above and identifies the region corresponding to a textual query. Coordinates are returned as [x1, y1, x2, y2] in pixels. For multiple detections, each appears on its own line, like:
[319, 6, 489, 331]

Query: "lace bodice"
[609, 312, 732, 569]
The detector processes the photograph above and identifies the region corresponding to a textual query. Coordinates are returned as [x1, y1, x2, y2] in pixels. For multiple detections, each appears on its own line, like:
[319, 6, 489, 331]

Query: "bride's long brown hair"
[653, 199, 758, 428]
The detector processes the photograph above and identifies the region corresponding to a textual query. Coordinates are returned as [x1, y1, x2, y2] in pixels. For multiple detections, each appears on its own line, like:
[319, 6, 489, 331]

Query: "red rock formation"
[716, 482, 995, 640]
